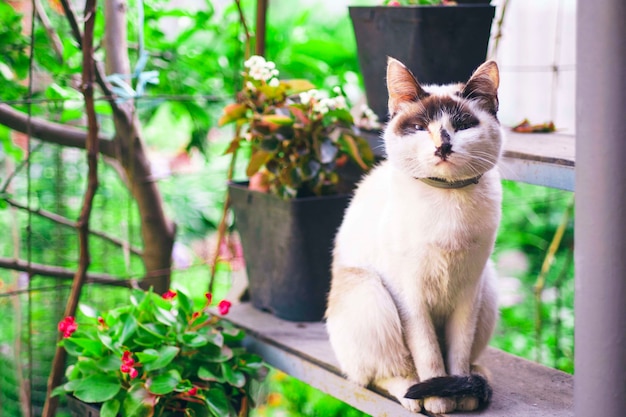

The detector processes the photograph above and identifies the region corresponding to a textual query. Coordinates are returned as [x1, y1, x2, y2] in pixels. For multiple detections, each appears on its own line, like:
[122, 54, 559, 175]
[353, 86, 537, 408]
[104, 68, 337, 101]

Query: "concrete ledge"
[227, 303, 573, 417]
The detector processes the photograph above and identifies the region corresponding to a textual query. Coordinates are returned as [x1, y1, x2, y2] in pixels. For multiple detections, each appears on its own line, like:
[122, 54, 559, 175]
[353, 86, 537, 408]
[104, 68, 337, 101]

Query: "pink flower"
[217, 300, 232, 315]
[97, 316, 105, 325]
[388, 0, 401, 6]
[58, 316, 78, 338]
[186, 387, 198, 396]
[121, 351, 139, 378]
[162, 290, 177, 300]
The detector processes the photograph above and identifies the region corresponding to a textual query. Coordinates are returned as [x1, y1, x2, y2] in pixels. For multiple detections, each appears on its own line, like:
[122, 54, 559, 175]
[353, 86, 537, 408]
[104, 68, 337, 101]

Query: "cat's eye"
[455, 117, 479, 131]
[415, 124, 426, 131]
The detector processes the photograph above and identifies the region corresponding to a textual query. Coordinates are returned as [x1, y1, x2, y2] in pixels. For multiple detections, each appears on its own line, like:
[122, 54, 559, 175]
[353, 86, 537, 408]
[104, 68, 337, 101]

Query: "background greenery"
[0, 0, 573, 416]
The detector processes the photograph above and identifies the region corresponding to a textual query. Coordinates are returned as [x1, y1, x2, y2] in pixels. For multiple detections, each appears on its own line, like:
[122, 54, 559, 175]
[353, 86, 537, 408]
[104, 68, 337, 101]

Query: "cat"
[325, 57, 503, 414]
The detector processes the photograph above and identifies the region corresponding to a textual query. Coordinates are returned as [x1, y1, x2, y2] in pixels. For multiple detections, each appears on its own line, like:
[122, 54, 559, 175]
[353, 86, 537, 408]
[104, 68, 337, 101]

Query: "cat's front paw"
[424, 396, 456, 414]
[456, 396, 479, 411]
[399, 398, 422, 413]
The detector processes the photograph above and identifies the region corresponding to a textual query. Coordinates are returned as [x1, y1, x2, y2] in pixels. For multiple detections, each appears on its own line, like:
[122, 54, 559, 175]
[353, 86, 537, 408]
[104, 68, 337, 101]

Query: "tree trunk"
[104, 0, 175, 293]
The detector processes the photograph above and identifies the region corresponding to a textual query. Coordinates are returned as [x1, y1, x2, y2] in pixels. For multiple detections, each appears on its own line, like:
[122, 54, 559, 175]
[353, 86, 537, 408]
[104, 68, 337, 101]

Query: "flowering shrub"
[220, 55, 377, 199]
[53, 289, 266, 417]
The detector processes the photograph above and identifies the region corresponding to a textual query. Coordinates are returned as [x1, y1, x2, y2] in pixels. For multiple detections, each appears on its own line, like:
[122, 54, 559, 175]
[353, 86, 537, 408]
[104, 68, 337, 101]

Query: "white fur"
[326, 71, 503, 414]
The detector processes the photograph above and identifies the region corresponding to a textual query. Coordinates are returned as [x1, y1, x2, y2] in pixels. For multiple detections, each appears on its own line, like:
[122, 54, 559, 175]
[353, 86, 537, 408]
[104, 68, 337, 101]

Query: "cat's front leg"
[404, 309, 457, 414]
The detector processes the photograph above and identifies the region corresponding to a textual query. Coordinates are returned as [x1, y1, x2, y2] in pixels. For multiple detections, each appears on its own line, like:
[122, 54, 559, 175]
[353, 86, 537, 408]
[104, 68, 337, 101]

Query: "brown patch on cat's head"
[461, 61, 500, 115]
[386, 57, 429, 117]
[392, 96, 479, 138]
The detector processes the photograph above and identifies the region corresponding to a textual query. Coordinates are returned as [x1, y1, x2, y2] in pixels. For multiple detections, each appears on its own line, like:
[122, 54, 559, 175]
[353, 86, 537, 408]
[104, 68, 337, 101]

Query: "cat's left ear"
[461, 61, 500, 115]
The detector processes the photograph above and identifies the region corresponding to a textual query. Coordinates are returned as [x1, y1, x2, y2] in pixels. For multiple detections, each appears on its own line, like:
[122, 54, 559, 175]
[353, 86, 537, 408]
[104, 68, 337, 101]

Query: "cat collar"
[418, 175, 482, 189]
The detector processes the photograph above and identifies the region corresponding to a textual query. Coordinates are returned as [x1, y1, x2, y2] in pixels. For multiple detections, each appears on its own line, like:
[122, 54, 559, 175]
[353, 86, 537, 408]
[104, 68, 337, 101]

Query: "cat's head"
[383, 57, 503, 183]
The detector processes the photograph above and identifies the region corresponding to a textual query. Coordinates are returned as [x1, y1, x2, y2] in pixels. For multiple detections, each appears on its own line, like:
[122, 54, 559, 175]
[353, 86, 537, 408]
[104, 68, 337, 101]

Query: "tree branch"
[43, 2, 99, 414]
[0, 103, 116, 157]
[34, 0, 64, 61]
[4, 197, 143, 256]
[0, 257, 128, 286]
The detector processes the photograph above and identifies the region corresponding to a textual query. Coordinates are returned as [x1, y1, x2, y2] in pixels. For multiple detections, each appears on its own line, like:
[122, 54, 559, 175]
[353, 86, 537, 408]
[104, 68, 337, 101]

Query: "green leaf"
[203, 346, 233, 363]
[147, 369, 181, 395]
[96, 354, 122, 372]
[50, 385, 67, 398]
[73, 374, 121, 403]
[63, 338, 105, 358]
[78, 303, 99, 318]
[221, 363, 246, 388]
[122, 384, 154, 417]
[176, 289, 194, 316]
[181, 332, 209, 348]
[117, 313, 138, 346]
[101, 398, 121, 417]
[198, 365, 224, 383]
[205, 386, 234, 417]
[143, 345, 180, 372]
[260, 114, 294, 127]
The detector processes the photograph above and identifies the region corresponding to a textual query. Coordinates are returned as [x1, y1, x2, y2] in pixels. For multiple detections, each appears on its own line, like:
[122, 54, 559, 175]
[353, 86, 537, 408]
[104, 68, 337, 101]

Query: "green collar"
[418, 175, 482, 189]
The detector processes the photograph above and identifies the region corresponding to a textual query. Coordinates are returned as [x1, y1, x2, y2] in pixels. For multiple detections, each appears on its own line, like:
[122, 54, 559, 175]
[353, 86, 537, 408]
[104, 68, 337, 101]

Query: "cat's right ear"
[386, 57, 428, 117]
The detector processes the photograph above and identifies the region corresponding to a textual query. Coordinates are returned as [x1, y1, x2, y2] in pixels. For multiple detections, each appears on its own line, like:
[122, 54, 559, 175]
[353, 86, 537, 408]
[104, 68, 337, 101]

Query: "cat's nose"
[435, 142, 453, 160]
[434, 129, 453, 160]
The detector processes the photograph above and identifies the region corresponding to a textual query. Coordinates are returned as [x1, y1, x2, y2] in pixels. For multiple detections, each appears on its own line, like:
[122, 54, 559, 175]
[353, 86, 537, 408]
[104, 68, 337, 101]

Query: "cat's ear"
[461, 60, 500, 115]
[386, 57, 428, 117]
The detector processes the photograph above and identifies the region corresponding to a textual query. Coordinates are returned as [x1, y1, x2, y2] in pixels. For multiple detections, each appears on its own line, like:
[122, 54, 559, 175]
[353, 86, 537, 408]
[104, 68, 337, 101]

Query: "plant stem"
[533, 194, 574, 363]
[42, 2, 98, 414]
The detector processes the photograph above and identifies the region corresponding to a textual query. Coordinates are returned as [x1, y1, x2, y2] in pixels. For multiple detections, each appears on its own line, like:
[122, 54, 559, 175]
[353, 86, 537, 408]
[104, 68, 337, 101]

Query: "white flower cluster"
[299, 88, 348, 115]
[356, 104, 381, 130]
[244, 55, 280, 86]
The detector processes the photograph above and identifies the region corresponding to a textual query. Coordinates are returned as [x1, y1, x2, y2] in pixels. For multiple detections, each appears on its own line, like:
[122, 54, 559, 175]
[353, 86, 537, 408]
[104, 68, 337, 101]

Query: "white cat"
[326, 57, 503, 414]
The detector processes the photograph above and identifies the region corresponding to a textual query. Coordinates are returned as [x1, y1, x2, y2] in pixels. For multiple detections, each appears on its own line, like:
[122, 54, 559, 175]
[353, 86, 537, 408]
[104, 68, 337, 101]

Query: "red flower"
[121, 351, 139, 378]
[187, 387, 198, 396]
[205, 292, 212, 305]
[162, 290, 177, 300]
[58, 316, 78, 338]
[217, 300, 232, 315]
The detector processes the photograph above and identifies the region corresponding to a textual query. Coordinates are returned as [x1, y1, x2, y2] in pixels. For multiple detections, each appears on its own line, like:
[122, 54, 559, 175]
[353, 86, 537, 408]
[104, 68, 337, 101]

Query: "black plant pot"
[349, 5, 496, 122]
[229, 183, 350, 322]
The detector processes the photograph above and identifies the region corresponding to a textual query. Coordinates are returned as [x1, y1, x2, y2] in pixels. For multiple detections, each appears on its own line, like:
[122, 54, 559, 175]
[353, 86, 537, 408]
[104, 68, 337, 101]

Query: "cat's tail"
[404, 373, 492, 410]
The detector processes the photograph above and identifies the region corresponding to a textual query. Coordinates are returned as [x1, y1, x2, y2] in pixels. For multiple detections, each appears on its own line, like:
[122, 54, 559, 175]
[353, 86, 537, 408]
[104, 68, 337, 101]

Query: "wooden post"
[575, 1, 626, 416]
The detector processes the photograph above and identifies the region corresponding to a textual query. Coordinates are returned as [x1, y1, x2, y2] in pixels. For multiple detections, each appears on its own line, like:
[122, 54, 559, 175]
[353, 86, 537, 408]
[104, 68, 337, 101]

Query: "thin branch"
[0, 257, 127, 285]
[0, 103, 116, 157]
[43, 1, 99, 414]
[0, 142, 42, 193]
[235, 0, 252, 59]
[533, 194, 575, 363]
[34, 0, 64, 61]
[3, 197, 143, 256]
[59, 0, 83, 49]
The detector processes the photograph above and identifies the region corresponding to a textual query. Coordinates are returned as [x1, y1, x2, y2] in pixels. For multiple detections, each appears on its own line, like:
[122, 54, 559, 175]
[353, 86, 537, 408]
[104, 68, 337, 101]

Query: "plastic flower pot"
[229, 182, 350, 322]
[349, 4, 496, 121]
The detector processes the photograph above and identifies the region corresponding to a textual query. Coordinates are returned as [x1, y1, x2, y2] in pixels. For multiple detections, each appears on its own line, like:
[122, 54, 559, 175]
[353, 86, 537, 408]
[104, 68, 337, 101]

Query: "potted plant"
[349, 0, 496, 121]
[53, 288, 267, 417]
[219, 55, 377, 322]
